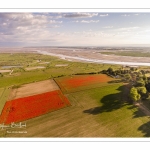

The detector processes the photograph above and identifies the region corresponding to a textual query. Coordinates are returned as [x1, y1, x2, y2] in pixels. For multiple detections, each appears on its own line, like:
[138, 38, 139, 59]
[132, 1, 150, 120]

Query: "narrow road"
[135, 102, 150, 116]
[9, 70, 13, 75]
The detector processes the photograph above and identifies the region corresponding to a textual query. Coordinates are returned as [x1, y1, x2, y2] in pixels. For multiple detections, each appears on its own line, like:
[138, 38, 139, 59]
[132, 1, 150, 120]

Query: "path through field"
[135, 103, 150, 116]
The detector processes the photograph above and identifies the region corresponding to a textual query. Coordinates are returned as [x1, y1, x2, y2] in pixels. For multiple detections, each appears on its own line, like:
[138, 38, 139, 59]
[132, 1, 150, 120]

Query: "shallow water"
[2, 66, 23, 69]
[36, 50, 150, 67]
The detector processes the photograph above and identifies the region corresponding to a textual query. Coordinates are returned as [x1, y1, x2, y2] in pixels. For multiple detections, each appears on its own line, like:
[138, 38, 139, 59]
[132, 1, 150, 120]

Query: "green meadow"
[0, 53, 119, 88]
[0, 53, 150, 137]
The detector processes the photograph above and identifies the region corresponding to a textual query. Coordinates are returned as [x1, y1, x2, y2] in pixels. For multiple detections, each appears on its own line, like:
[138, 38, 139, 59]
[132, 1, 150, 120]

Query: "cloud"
[63, 13, 98, 18]
[81, 20, 99, 23]
[118, 27, 140, 31]
[103, 26, 113, 28]
[0, 13, 65, 45]
[121, 14, 130, 17]
[49, 20, 62, 24]
[99, 14, 108, 17]
[0, 13, 63, 33]
[134, 14, 139, 16]
[72, 20, 99, 23]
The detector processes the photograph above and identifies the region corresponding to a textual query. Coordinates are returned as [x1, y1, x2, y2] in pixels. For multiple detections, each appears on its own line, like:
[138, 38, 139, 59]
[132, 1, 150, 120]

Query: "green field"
[1, 53, 150, 137]
[101, 51, 150, 57]
[0, 88, 10, 114]
[1, 82, 150, 137]
[0, 53, 120, 88]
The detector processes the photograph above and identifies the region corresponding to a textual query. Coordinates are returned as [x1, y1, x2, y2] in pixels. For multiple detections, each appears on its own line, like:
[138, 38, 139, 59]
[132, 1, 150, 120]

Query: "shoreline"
[36, 50, 150, 67]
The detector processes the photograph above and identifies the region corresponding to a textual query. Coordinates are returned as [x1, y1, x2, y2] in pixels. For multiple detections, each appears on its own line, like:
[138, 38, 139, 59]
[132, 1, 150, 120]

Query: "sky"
[0, 12, 150, 47]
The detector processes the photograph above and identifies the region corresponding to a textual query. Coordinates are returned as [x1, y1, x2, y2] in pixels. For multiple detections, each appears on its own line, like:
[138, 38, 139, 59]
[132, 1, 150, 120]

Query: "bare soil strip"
[25, 66, 45, 71]
[0, 70, 11, 73]
[55, 64, 68, 67]
[8, 79, 60, 100]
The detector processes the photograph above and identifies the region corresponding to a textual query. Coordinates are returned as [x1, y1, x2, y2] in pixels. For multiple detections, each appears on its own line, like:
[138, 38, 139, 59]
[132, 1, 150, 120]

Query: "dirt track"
[135, 103, 150, 116]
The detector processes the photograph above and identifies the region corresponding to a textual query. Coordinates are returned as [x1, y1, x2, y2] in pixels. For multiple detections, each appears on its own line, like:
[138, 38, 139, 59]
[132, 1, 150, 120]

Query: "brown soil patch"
[0, 70, 11, 73]
[39, 62, 50, 64]
[25, 66, 45, 71]
[55, 64, 68, 67]
[8, 79, 60, 100]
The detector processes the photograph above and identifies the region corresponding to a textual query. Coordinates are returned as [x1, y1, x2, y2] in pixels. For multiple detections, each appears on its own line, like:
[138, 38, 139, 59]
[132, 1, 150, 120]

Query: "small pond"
[1, 66, 23, 69]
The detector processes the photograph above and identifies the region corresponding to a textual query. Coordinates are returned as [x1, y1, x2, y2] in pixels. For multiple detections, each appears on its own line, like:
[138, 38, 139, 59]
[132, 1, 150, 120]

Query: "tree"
[130, 67, 137, 71]
[135, 79, 145, 87]
[129, 87, 141, 101]
[107, 67, 113, 74]
[145, 80, 150, 92]
[124, 74, 131, 81]
[143, 74, 147, 82]
[136, 86, 148, 100]
[137, 87, 147, 95]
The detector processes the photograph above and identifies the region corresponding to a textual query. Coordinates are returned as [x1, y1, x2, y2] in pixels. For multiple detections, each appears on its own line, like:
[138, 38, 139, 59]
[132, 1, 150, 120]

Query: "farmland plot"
[0, 90, 70, 124]
[55, 74, 115, 93]
[8, 79, 60, 100]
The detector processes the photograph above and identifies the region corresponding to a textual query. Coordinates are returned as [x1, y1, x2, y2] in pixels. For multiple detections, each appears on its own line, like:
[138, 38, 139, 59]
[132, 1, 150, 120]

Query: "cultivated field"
[2, 83, 150, 137]
[55, 74, 116, 93]
[0, 53, 119, 88]
[0, 90, 70, 124]
[8, 79, 60, 100]
[1, 50, 150, 137]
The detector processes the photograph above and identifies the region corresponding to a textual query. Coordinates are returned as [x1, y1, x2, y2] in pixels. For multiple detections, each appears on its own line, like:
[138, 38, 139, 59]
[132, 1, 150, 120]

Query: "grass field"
[101, 51, 150, 57]
[0, 88, 11, 114]
[0, 53, 120, 88]
[1, 53, 150, 137]
[1, 82, 150, 137]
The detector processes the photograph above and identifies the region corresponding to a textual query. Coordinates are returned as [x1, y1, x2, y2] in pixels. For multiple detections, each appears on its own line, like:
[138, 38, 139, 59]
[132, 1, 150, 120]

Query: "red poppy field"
[0, 90, 70, 124]
[55, 74, 114, 92]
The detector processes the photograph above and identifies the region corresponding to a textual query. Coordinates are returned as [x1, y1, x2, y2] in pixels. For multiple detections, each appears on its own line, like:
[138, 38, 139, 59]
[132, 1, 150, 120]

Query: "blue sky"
[0, 12, 150, 47]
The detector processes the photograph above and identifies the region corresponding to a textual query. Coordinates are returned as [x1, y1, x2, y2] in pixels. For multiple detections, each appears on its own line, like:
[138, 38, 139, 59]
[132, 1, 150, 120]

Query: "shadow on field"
[83, 84, 150, 137]
[108, 80, 122, 84]
[138, 121, 150, 137]
[83, 85, 127, 115]
[132, 108, 147, 118]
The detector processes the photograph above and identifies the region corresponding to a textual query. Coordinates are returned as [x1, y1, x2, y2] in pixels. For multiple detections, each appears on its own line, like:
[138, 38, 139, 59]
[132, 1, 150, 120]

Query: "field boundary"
[53, 78, 68, 93]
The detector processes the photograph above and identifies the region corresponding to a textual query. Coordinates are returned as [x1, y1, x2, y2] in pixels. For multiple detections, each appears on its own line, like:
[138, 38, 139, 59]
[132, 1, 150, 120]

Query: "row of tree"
[129, 76, 150, 102]
[103, 67, 150, 102]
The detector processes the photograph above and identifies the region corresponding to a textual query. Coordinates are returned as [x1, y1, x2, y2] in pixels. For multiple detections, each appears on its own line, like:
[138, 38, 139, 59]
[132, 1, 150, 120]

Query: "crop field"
[55, 74, 117, 93]
[1, 52, 150, 137]
[0, 53, 120, 88]
[2, 83, 150, 137]
[0, 90, 70, 124]
[8, 79, 59, 100]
